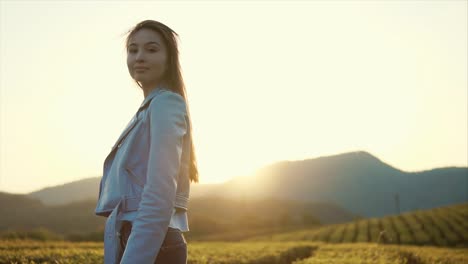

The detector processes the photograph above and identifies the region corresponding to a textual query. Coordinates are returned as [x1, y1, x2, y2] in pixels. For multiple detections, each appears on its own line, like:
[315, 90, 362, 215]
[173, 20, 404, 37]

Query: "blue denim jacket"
[95, 87, 191, 263]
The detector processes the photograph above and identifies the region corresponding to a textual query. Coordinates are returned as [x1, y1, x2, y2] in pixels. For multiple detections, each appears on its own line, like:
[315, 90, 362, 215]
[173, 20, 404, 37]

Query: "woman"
[94, 20, 198, 264]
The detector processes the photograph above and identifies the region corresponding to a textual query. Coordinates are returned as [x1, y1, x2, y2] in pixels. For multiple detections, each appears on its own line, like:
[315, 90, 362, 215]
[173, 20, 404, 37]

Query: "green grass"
[1, 240, 467, 264]
[2, 204, 467, 263]
[0, 240, 317, 264]
[292, 243, 468, 264]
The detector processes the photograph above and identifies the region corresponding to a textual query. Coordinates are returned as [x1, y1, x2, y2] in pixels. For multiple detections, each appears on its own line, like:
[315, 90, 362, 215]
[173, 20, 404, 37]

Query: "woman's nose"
[135, 50, 145, 61]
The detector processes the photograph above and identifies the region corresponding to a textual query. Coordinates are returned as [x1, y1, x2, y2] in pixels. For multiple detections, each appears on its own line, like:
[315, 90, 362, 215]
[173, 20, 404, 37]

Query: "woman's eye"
[129, 49, 137, 53]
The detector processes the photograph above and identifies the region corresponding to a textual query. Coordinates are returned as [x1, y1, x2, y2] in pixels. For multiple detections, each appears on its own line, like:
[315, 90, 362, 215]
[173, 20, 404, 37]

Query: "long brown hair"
[124, 20, 199, 183]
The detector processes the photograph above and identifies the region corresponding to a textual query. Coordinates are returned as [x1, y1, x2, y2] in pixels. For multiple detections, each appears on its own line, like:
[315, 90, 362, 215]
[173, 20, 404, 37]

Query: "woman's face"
[127, 28, 168, 91]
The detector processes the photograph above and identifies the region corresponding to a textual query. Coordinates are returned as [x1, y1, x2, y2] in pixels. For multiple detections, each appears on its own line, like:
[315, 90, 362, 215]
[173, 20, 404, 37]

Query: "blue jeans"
[118, 220, 188, 264]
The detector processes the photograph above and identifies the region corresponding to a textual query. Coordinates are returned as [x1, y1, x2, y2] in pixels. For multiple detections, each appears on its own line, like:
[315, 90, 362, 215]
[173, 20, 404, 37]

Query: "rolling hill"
[25, 151, 467, 218]
[0, 192, 357, 241]
[246, 202, 468, 248]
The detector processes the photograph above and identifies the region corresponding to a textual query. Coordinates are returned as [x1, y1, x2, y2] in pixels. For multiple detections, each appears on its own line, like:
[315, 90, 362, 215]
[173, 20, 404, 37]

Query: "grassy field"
[293, 243, 468, 264]
[1, 239, 467, 264]
[0, 240, 315, 264]
[2, 204, 466, 263]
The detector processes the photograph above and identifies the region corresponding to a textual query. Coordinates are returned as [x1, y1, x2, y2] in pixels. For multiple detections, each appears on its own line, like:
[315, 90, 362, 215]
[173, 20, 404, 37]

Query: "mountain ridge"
[17, 150, 467, 218]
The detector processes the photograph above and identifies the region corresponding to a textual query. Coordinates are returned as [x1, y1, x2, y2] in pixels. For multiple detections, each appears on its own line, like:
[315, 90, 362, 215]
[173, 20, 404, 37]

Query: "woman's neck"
[142, 82, 161, 98]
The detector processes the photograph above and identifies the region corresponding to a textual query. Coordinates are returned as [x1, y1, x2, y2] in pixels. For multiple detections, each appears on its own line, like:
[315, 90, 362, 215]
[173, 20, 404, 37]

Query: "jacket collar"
[138, 86, 170, 111]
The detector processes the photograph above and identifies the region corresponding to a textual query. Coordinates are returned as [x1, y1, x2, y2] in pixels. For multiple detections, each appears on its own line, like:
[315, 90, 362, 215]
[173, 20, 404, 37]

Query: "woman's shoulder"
[156, 88, 184, 99]
[152, 89, 186, 105]
[148, 89, 187, 117]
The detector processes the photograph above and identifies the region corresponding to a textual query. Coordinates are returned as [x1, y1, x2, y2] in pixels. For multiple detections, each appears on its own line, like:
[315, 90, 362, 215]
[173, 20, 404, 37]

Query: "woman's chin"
[134, 77, 149, 84]
[134, 73, 146, 79]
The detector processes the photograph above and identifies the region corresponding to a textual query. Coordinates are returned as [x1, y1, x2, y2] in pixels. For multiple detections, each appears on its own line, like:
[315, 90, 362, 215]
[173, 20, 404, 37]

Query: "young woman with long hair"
[95, 20, 198, 264]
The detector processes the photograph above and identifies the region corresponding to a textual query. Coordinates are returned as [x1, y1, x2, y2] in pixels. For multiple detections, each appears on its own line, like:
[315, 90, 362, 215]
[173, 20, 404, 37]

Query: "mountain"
[211, 151, 467, 218]
[25, 151, 468, 218]
[28, 177, 100, 206]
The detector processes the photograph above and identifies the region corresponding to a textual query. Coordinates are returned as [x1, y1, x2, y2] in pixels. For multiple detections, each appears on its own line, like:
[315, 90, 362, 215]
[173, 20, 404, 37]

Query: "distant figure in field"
[94, 20, 199, 264]
[377, 230, 392, 244]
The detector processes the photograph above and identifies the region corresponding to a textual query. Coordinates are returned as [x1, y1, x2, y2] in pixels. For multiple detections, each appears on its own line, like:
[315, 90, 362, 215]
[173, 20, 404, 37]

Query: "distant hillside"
[186, 196, 358, 241]
[26, 175, 217, 206]
[0, 193, 356, 241]
[247, 202, 468, 248]
[25, 150, 468, 218]
[27, 177, 100, 206]
[0, 193, 46, 231]
[0, 192, 103, 234]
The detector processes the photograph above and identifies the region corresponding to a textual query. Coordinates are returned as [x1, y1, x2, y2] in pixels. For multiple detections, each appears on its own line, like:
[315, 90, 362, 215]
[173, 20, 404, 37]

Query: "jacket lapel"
[110, 113, 139, 152]
[109, 88, 168, 153]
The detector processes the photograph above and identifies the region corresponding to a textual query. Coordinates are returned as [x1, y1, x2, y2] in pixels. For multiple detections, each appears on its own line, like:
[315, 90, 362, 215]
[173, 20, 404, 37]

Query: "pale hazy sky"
[0, 0, 467, 194]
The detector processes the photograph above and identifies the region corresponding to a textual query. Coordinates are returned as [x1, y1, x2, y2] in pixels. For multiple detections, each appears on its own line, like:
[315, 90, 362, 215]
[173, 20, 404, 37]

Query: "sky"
[0, 0, 467, 194]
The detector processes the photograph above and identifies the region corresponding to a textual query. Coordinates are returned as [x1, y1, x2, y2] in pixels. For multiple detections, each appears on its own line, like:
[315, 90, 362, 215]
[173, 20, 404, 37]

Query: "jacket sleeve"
[119, 91, 187, 264]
